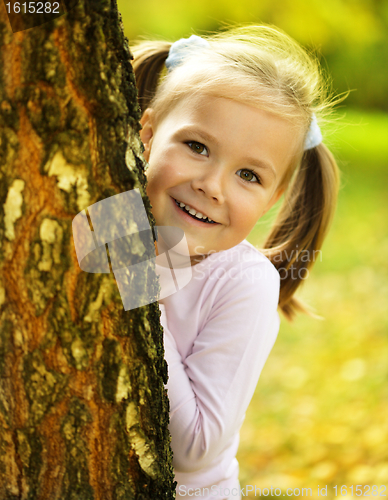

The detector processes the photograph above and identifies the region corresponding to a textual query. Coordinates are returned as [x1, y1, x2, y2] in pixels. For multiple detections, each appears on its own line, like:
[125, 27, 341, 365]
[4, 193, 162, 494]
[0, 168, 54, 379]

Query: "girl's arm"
[159, 260, 280, 473]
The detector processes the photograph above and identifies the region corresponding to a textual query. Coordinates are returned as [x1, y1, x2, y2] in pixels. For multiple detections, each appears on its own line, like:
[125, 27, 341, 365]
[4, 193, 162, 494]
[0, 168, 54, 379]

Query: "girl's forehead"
[156, 93, 303, 142]
[156, 91, 304, 128]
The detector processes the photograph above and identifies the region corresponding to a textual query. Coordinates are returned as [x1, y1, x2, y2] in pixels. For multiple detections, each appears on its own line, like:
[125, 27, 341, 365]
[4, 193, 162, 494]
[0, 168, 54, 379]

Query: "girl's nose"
[191, 165, 226, 204]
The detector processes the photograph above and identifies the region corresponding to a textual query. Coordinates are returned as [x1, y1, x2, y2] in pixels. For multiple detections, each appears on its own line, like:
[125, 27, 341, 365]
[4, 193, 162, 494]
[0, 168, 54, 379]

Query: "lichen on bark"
[24, 217, 71, 316]
[23, 350, 68, 425]
[60, 397, 94, 499]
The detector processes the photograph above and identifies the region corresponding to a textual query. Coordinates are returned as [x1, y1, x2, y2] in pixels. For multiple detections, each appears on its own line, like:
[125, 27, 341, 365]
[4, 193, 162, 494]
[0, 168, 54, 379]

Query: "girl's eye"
[237, 169, 261, 184]
[186, 141, 208, 156]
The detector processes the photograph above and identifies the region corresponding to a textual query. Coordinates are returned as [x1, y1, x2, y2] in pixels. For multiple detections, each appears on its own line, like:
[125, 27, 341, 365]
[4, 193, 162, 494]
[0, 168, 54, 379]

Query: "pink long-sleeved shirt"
[159, 239, 280, 500]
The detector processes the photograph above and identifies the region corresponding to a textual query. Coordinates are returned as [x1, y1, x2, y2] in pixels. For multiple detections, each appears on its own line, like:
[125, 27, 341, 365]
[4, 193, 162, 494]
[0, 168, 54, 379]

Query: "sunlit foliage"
[118, 0, 388, 110]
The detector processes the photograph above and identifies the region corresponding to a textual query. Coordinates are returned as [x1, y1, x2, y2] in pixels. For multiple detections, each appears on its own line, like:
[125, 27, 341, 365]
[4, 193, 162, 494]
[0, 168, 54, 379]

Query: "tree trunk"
[0, 1, 175, 498]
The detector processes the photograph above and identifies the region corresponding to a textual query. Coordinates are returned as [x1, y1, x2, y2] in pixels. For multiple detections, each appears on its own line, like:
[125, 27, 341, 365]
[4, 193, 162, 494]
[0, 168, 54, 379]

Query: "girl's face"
[140, 95, 302, 265]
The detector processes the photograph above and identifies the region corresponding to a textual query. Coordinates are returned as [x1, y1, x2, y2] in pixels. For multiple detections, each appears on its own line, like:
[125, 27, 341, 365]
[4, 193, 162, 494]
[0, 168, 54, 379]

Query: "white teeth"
[189, 207, 205, 219]
[175, 199, 214, 222]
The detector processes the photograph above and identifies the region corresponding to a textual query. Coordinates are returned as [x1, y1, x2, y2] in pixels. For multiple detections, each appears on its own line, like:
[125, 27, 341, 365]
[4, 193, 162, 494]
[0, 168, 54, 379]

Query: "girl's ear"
[139, 108, 155, 161]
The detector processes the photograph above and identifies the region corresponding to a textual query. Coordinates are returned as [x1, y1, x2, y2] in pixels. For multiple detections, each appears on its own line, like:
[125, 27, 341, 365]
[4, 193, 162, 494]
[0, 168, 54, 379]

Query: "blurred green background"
[117, 0, 388, 497]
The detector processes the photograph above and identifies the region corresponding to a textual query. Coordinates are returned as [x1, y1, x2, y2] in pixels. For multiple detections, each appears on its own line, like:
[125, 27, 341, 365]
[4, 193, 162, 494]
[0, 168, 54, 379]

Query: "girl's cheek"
[144, 158, 163, 182]
[158, 160, 180, 182]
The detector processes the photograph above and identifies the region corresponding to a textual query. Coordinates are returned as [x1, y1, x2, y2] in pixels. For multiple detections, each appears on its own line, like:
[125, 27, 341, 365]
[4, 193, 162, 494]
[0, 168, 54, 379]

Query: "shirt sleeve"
[159, 260, 280, 473]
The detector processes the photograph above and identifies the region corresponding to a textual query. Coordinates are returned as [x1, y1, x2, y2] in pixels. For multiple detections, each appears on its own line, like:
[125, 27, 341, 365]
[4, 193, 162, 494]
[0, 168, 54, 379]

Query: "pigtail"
[131, 41, 171, 113]
[262, 143, 340, 322]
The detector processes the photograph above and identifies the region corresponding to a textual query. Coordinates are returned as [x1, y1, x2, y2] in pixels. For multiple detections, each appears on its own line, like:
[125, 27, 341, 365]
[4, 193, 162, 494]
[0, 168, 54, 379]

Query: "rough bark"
[0, 1, 175, 498]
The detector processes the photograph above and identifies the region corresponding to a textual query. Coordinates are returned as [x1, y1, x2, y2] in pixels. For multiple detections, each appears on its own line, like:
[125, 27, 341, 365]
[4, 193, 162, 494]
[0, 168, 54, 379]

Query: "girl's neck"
[190, 254, 209, 266]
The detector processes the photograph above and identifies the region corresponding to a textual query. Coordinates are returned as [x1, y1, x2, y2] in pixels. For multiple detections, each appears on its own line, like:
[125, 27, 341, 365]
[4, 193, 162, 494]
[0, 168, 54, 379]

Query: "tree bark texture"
[0, 1, 175, 498]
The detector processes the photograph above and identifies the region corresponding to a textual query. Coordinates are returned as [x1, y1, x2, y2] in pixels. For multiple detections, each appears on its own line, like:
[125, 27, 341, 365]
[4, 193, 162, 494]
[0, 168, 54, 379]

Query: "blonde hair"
[131, 25, 344, 321]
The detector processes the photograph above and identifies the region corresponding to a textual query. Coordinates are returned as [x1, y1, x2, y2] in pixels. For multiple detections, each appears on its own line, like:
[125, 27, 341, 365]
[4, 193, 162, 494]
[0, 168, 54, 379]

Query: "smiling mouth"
[173, 198, 217, 224]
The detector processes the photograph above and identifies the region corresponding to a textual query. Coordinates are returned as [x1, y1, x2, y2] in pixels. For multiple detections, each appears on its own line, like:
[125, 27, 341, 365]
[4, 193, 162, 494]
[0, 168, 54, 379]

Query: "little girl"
[131, 25, 341, 499]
